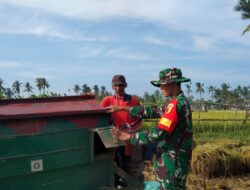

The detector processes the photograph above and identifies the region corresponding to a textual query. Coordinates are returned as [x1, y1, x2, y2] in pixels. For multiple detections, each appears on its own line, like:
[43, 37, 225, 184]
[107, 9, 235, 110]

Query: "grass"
[192, 110, 246, 120]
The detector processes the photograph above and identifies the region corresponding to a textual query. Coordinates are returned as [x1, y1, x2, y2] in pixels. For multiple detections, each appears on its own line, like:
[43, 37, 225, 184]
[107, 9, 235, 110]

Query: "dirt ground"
[187, 174, 250, 190]
[142, 160, 250, 190]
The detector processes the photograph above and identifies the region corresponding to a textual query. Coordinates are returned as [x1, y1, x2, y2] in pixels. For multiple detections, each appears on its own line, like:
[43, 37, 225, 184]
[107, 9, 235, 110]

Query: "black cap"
[112, 75, 126, 85]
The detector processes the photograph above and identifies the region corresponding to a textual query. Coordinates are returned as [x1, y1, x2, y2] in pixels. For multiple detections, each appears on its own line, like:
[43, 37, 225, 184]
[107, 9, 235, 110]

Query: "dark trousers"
[115, 146, 131, 173]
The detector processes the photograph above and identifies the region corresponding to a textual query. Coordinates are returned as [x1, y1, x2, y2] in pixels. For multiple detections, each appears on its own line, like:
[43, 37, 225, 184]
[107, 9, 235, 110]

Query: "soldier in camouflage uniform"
[108, 68, 193, 190]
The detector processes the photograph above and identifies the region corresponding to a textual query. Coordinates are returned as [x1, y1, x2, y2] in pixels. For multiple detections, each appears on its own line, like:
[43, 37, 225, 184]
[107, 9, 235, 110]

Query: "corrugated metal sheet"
[0, 95, 106, 120]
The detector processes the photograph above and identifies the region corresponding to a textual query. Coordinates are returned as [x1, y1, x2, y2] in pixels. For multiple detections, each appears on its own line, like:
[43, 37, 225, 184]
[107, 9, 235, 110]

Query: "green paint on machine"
[0, 95, 116, 190]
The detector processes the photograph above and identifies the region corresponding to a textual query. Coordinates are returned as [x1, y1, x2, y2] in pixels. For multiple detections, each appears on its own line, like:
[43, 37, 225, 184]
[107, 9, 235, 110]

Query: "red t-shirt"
[101, 94, 140, 129]
[101, 94, 141, 155]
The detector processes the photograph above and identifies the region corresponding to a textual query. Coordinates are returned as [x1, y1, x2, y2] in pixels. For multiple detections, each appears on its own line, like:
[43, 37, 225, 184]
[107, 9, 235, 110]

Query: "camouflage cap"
[151, 68, 190, 87]
[112, 75, 127, 85]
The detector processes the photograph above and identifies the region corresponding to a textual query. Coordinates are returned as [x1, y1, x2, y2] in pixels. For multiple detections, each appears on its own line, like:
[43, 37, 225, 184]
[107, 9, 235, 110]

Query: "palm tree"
[195, 82, 204, 131]
[195, 82, 205, 101]
[82, 84, 91, 94]
[41, 78, 50, 93]
[207, 85, 216, 101]
[36, 78, 43, 93]
[235, 0, 250, 35]
[73, 84, 81, 95]
[4, 88, 14, 99]
[221, 83, 231, 103]
[12, 80, 22, 96]
[0, 78, 5, 93]
[24, 82, 33, 96]
[36, 78, 50, 94]
[100, 86, 108, 96]
[185, 84, 192, 97]
[241, 86, 250, 106]
[93, 85, 99, 97]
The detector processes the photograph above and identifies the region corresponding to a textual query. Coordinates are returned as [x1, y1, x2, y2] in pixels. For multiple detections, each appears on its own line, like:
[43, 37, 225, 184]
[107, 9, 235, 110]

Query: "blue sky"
[0, 0, 249, 96]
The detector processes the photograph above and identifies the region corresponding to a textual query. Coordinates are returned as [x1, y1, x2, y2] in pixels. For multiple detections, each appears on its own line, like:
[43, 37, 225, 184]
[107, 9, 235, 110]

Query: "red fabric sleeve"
[158, 99, 178, 132]
[100, 96, 110, 107]
[132, 96, 140, 106]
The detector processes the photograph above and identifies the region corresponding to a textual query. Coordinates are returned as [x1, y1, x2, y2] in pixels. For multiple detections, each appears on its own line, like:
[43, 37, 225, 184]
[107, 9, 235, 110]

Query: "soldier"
[108, 68, 193, 190]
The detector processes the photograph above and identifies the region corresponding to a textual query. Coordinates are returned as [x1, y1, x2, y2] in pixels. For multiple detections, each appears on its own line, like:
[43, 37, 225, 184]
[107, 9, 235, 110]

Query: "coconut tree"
[207, 85, 216, 101]
[185, 84, 192, 97]
[235, 0, 250, 35]
[35, 78, 43, 93]
[41, 78, 50, 93]
[221, 83, 231, 103]
[82, 84, 91, 94]
[98, 85, 109, 100]
[0, 78, 5, 93]
[73, 84, 81, 95]
[100, 86, 106, 95]
[93, 85, 99, 97]
[195, 82, 205, 131]
[195, 82, 205, 101]
[241, 86, 250, 106]
[233, 85, 243, 105]
[24, 82, 33, 97]
[12, 80, 22, 96]
[36, 78, 50, 94]
[4, 88, 14, 99]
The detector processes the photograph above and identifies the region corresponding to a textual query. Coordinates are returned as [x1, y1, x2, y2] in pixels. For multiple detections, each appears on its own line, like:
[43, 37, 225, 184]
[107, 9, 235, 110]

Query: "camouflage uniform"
[129, 68, 193, 190]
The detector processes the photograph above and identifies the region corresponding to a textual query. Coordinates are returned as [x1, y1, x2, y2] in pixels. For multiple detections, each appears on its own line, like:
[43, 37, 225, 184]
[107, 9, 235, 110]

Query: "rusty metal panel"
[0, 95, 106, 120]
[92, 127, 126, 148]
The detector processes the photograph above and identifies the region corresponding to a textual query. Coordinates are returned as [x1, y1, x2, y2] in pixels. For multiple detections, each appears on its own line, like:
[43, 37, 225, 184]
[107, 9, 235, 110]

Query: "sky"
[0, 0, 249, 96]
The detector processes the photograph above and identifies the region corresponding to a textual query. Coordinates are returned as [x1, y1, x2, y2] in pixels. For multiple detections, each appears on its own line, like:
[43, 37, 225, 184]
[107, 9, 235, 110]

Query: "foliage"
[141, 90, 166, 106]
[73, 84, 81, 95]
[0, 76, 249, 109]
[35, 77, 50, 94]
[235, 0, 250, 34]
[12, 80, 22, 95]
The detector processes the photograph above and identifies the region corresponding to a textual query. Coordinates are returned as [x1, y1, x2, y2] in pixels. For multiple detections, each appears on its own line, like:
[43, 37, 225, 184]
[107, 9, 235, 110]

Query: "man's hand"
[105, 105, 120, 113]
[105, 105, 130, 113]
[111, 127, 131, 141]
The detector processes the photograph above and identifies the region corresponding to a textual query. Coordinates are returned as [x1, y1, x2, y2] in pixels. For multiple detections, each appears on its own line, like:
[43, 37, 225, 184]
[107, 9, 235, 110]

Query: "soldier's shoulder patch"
[165, 99, 178, 114]
[158, 99, 179, 132]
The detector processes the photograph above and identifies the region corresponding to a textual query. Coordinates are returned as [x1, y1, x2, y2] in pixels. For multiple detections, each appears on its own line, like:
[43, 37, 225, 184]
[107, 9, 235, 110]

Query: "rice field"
[141, 110, 250, 143]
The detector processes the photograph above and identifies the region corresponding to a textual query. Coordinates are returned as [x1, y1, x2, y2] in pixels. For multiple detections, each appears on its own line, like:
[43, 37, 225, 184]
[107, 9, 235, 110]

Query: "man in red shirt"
[101, 75, 141, 178]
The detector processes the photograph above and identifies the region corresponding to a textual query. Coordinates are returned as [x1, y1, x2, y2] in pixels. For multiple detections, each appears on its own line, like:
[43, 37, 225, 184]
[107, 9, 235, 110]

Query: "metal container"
[0, 95, 120, 190]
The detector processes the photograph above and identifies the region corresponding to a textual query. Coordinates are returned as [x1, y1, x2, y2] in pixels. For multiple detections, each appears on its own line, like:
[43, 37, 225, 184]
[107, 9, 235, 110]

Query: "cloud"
[0, 61, 23, 68]
[142, 36, 170, 46]
[78, 43, 152, 61]
[0, 0, 174, 22]
[193, 36, 214, 50]
[78, 45, 105, 58]
[0, 5, 114, 42]
[106, 48, 151, 61]
[1, 0, 250, 45]
[181, 65, 250, 85]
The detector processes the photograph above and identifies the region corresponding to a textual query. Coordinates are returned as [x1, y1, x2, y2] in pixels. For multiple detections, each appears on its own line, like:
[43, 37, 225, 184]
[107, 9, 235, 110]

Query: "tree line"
[0, 78, 110, 101]
[0, 78, 249, 108]
[141, 82, 249, 108]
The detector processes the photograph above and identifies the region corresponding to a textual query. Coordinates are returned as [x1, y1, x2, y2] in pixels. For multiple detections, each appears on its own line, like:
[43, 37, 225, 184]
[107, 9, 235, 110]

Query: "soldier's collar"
[172, 90, 184, 98]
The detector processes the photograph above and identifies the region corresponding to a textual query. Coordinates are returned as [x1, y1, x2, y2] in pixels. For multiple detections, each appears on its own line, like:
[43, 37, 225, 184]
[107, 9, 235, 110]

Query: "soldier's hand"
[105, 105, 119, 113]
[111, 127, 131, 141]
